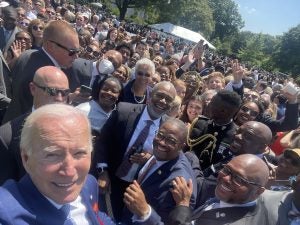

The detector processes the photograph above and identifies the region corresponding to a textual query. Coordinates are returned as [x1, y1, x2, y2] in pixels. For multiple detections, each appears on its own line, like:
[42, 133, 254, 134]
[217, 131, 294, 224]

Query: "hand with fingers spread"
[123, 180, 150, 218]
[11, 40, 23, 58]
[170, 176, 193, 207]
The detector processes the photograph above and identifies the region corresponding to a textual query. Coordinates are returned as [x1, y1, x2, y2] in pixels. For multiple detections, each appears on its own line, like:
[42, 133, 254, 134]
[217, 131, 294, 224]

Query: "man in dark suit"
[189, 154, 270, 225]
[0, 104, 114, 224]
[123, 119, 197, 224]
[0, 49, 11, 121]
[0, 66, 70, 185]
[0, 6, 21, 53]
[2, 20, 83, 123]
[93, 81, 177, 221]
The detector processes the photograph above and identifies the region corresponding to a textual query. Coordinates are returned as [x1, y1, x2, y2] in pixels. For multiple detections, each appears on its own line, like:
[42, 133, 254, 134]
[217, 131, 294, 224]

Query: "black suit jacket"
[0, 112, 29, 185]
[3, 50, 92, 123]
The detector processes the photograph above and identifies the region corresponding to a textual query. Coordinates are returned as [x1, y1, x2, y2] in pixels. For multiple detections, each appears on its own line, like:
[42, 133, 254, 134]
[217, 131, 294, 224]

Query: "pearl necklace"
[131, 87, 146, 104]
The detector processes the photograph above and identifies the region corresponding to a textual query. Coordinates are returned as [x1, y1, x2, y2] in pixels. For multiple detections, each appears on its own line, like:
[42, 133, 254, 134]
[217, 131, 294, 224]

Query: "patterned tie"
[60, 204, 74, 225]
[115, 120, 153, 179]
[137, 157, 157, 184]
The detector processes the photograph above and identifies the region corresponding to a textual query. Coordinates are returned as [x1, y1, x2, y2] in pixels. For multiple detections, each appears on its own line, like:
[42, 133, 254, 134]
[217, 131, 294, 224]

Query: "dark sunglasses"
[32, 25, 44, 31]
[49, 40, 81, 56]
[86, 46, 101, 58]
[137, 71, 151, 77]
[244, 93, 259, 100]
[18, 13, 25, 17]
[20, 21, 29, 26]
[33, 82, 70, 97]
[219, 165, 262, 187]
[240, 105, 259, 117]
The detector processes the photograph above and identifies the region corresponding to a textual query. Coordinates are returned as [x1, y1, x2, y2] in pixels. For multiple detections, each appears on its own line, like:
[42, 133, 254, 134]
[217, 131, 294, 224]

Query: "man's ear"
[21, 148, 30, 173]
[29, 82, 35, 96]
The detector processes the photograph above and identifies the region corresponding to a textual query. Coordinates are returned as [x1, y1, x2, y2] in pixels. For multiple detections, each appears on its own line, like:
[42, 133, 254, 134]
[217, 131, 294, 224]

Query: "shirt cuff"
[132, 205, 152, 222]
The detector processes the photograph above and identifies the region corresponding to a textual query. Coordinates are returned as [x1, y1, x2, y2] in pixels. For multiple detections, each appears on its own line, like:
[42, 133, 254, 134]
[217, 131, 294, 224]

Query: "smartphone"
[80, 85, 92, 95]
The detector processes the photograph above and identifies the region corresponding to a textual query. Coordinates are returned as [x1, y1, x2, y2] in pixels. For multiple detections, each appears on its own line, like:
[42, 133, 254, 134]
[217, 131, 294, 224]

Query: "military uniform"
[186, 116, 237, 170]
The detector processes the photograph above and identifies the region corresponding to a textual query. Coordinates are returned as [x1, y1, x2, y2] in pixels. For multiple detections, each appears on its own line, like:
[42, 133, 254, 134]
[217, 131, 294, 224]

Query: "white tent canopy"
[149, 23, 215, 50]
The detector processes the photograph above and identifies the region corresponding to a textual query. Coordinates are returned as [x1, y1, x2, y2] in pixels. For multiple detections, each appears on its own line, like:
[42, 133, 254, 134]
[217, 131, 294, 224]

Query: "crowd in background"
[0, 0, 300, 224]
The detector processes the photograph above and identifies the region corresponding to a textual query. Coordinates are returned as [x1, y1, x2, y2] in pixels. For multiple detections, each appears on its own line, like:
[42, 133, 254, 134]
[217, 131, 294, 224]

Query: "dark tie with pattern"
[137, 157, 157, 183]
[115, 120, 153, 179]
[60, 204, 74, 225]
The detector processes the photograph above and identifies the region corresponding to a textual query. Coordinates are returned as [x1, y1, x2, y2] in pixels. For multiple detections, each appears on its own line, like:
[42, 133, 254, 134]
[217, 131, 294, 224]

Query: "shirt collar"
[42, 47, 61, 68]
[219, 199, 257, 208]
[142, 106, 161, 127]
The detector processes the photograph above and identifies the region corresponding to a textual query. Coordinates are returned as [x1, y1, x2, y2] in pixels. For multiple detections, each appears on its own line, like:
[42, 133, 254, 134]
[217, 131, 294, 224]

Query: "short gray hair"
[135, 58, 155, 75]
[20, 104, 92, 155]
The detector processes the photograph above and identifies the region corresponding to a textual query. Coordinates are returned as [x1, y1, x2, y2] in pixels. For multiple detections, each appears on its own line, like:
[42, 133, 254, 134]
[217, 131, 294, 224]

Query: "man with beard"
[92, 81, 177, 221]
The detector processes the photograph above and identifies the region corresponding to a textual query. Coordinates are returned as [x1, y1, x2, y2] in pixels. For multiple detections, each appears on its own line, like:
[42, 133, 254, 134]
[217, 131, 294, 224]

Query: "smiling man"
[0, 104, 114, 224]
[122, 119, 197, 224]
[93, 81, 176, 221]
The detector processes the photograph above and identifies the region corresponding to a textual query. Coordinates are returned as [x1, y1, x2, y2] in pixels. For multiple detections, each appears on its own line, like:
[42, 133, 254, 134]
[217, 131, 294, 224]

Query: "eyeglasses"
[240, 105, 259, 117]
[32, 25, 44, 31]
[153, 92, 174, 104]
[86, 46, 101, 58]
[19, 21, 29, 27]
[219, 165, 262, 187]
[155, 131, 179, 146]
[244, 93, 259, 101]
[33, 82, 70, 97]
[46, 10, 55, 15]
[49, 40, 81, 56]
[137, 71, 151, 77]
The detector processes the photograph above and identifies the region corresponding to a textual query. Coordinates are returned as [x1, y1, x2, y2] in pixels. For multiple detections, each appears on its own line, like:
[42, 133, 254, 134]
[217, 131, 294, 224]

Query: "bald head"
[30, 66, 69, 108]
[229, 154, 269, 186]
[231, 121, 272, 155]
[104, 50, 123, 70]
[215, 154, 269, 204]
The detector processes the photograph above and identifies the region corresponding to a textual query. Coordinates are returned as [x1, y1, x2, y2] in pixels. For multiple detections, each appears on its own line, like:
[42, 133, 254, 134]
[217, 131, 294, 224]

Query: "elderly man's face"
[215, 158, 263, 204]
[22, 117, 91, 204]
[148, 83, 176, 119]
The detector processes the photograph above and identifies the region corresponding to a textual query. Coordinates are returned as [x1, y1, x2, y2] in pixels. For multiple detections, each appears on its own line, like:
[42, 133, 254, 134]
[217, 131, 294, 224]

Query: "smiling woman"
[76, 77, 122, 134]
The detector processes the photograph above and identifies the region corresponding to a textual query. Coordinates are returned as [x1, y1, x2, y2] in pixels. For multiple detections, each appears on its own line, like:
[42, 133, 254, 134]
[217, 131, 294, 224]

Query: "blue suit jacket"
[0, 174, 115, 225]
[122, 152, 197, 224]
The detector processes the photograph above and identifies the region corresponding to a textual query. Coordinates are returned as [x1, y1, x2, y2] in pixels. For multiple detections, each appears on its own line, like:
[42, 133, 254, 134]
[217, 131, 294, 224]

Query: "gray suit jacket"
[261, 190, 293, 225]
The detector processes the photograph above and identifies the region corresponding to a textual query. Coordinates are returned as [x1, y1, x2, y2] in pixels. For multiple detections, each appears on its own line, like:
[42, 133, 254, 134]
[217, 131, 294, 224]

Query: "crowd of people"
[0, 0, 300, 224]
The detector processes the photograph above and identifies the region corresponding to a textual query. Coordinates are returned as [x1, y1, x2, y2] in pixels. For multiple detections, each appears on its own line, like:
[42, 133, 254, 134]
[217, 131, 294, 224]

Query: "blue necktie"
[60, 204, 74, 225]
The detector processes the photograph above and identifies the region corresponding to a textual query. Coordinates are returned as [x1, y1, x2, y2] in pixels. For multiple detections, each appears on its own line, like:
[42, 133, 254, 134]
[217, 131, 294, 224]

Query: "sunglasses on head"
[49, 40, 81, 56]
[33, 82, 70, 97]
[137, 71, 151, 77]
[32, 25, 44, 31]
[86, 46, 101, 58]
[240, 105, 259, 117]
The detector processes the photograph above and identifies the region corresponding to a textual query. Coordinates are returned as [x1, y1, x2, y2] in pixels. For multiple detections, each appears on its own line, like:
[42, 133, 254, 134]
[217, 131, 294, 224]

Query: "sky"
[233, 0, 300, 36]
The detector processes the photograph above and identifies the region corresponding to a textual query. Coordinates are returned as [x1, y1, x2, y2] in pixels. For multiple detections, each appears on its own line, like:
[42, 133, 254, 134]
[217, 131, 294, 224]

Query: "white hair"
[135, 58, 155, 75]
[20, 104, 92, 155]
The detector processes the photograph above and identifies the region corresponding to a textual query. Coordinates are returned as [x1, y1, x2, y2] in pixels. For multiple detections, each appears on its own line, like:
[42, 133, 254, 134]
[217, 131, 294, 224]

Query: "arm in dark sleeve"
[258, 103, 299, 133]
